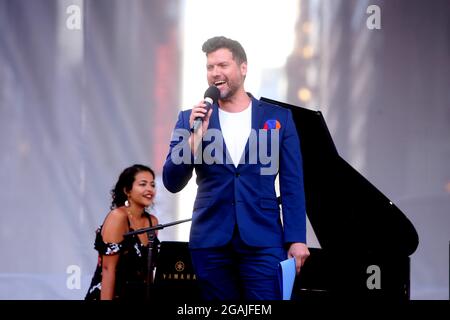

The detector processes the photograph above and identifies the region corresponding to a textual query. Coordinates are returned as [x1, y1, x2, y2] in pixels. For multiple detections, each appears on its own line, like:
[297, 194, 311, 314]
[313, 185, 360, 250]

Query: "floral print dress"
[85, 212, 158, 300]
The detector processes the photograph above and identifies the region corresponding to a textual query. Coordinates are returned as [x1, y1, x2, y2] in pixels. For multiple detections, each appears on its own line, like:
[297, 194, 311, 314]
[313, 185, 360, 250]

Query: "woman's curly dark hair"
[110, 164, 155, 210]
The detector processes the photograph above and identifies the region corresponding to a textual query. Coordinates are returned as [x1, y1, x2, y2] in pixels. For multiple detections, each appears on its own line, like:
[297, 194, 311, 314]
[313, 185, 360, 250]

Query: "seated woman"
[85, 164, 159, 300]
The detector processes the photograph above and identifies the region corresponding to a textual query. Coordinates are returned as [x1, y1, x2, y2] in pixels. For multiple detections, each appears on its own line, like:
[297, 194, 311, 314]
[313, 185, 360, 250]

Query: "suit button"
[235, 173, 240, 177]
[231, 202, 235, 206]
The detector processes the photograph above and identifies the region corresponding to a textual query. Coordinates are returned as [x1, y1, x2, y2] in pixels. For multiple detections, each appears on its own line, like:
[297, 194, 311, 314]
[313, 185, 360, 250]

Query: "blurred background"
[0, 0, 448, 299]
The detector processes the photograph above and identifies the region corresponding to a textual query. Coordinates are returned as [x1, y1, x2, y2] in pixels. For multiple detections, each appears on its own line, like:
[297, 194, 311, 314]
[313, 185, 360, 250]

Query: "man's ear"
[240, 62, 247, 77]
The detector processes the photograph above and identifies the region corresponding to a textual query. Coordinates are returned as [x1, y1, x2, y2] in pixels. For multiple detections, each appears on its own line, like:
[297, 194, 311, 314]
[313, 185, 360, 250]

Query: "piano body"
[154, 98, 419, 300]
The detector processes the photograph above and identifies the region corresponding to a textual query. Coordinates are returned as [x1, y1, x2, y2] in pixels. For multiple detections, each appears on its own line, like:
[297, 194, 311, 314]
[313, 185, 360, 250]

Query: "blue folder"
[278, 257, 297, 300]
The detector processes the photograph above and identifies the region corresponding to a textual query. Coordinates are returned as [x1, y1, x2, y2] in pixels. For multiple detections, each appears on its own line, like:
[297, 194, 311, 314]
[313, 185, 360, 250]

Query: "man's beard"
[219, 81, 240, 101]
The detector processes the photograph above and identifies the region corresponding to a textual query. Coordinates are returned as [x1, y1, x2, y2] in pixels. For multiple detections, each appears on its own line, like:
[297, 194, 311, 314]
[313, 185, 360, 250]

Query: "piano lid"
[260, 97, 419, 257]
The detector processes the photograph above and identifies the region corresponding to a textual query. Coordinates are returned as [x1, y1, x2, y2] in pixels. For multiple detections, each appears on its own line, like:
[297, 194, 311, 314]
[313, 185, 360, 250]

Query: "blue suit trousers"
[190, 227, 286, 300]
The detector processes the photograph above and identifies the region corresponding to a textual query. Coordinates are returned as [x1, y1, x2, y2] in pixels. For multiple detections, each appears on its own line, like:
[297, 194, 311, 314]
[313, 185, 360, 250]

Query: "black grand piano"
[153, 98, 419, 300]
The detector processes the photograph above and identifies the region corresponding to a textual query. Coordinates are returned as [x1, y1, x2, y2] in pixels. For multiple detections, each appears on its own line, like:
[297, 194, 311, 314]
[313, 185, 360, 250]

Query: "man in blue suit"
[163, 36, 309, 300]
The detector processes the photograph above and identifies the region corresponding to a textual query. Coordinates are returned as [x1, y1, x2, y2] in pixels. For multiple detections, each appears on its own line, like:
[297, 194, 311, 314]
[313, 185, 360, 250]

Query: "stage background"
[0, 0, 448, 299]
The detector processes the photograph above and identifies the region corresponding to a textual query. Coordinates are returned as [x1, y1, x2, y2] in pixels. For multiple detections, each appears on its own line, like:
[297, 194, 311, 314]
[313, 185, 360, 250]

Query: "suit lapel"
[238, 96, 266, 167]
[207, 103, 221, 130]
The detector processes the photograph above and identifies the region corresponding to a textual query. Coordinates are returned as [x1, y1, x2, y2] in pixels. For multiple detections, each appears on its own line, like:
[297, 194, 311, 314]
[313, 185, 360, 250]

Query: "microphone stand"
[123, 218, 192, 301]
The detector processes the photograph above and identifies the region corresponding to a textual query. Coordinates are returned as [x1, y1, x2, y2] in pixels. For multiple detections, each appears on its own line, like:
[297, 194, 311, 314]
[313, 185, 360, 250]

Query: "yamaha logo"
[175, 261, 185, 272]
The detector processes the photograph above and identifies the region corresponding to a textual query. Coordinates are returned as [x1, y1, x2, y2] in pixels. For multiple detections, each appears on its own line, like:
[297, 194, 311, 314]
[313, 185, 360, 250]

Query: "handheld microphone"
[192, 86, 220, 132]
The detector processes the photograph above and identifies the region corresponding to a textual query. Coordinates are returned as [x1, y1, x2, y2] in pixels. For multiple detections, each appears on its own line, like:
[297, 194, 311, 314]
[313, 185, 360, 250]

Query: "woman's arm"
[100, 254, 119, 300]
[99, 210, 128, 300]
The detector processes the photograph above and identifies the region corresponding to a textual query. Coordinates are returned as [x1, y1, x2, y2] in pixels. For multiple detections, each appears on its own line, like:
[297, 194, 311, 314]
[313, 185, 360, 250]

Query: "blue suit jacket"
[163, 95, 306, 249]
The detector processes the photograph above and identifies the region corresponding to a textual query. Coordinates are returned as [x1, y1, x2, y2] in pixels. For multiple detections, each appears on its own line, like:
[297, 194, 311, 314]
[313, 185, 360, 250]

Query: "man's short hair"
[202, 36, 247, 65]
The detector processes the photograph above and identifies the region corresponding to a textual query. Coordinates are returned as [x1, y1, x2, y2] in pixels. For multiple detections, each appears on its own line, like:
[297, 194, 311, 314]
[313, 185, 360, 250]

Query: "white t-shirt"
[218, 102, 252, 167]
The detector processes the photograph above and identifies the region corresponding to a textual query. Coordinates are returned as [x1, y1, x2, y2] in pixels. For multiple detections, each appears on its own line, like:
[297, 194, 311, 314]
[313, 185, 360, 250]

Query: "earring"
[125, 200, 130, 207]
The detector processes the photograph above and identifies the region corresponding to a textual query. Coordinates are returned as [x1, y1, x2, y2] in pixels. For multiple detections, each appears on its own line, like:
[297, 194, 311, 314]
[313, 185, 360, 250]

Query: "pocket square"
[263, 119, 281, 130]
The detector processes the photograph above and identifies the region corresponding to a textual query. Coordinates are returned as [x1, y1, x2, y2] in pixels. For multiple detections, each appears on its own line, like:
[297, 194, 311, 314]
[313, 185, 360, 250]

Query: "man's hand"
[188, 100, 213, 155]
[287, 242, 310, 274]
